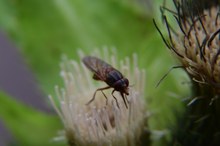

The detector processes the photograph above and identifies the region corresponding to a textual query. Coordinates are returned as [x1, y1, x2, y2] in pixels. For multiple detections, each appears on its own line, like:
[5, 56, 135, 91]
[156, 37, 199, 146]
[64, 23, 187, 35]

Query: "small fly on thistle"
[82, 56, 129, 108]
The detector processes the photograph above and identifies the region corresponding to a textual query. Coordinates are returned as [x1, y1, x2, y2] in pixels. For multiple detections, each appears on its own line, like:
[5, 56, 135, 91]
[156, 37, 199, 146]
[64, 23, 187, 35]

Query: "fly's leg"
[120, 92, 128, 109]
[86, 86, 111, 105]
[125, 94, 130, 104]
[111, 90, 120, 108]
[101, 89, 109, 106]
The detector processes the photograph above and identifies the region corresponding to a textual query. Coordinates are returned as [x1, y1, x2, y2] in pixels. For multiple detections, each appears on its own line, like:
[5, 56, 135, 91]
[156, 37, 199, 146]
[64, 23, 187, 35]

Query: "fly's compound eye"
[124, 78, 129, 87]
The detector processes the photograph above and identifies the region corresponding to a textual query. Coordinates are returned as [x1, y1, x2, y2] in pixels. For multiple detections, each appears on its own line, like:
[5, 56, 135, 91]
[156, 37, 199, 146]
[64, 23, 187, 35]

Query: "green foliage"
[0, 92, 64, 146]
[0, 0, 155, 94]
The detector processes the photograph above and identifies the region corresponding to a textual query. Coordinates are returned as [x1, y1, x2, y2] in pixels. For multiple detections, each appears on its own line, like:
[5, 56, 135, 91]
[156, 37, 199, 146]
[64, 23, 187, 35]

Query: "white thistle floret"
[49, 48, 147, 146]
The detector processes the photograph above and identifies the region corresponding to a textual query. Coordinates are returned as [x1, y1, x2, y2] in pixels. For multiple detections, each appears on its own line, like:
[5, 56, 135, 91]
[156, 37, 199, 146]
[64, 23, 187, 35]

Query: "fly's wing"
[82, 56, 114, 81]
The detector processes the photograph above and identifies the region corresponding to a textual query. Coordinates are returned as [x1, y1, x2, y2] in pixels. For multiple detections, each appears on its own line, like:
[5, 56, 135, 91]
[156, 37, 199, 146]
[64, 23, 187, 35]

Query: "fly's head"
[114, 78, 129, 95]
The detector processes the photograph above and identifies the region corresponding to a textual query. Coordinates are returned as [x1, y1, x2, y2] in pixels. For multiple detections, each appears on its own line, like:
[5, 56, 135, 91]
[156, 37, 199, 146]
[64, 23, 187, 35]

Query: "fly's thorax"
[106, 70, 123, 86]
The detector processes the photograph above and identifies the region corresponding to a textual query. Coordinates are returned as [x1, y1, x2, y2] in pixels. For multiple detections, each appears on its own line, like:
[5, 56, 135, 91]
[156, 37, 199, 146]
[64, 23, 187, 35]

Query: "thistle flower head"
[154, 1, 220, 145]
[155, 0, 220, 94]
[49, 48, 148, 146]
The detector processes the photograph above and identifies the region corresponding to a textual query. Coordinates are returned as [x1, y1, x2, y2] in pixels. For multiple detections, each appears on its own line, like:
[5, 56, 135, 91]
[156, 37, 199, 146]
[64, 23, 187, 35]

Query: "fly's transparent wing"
[82, 56, 114, 81]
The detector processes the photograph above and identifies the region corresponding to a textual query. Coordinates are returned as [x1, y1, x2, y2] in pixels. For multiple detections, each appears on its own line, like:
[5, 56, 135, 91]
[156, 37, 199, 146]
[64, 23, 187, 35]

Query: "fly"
[82, 56, 129, 108]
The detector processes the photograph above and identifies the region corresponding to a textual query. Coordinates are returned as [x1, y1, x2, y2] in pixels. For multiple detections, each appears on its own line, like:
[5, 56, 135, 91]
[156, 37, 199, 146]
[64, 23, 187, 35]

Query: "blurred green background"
[0, 0, 190, 146]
